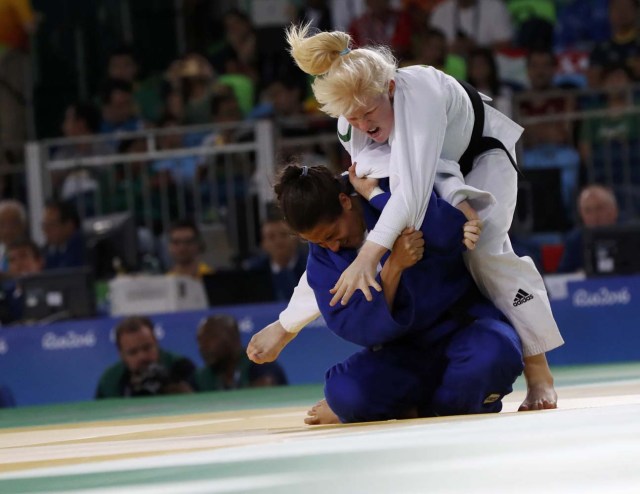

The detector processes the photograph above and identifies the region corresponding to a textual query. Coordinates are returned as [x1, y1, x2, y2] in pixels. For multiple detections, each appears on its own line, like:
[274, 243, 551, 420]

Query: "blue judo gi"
[306, 182, 524, 423]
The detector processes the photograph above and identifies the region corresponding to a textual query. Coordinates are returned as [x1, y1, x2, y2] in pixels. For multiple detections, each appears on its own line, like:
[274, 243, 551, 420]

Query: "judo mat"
[1, 362, 640, 494]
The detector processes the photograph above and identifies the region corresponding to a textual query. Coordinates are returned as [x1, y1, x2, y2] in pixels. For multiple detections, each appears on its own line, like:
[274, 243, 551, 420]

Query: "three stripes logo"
[513, 288, 534, 307]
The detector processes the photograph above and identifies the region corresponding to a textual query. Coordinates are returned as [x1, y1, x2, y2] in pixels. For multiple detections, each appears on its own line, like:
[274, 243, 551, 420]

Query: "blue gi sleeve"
[306, 245, 415, 348]
[368, 192, 467, 255]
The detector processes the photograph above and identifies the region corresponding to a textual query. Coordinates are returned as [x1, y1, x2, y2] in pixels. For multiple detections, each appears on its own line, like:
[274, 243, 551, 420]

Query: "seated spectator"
[466, 47, 514, 117]
[348, 0, 413, 59]
[51, 102, 106, 215]
[0, 199, 28, 272]
[0, 238, 44, 324]
[165, 54, 217, 125]
[41, 199, 86, 270]
[96, 315, 196, 398]
[151, 115, 199, 186]
[405, 27, 467, 80]
[243, 217, 307, 301]
[518, 49, 579, 211]
[209, 9, 259, 84]
[578, 65, 640, 204]
[195, 314, 287, 391]
[7, 238, 44, 277]
[166, 219, 212, 279]
[100, 79, 144, 135]
[587, 0, 640, 87]
[557, 185, 619, 273]
[429, 0, 514, 58]
[107, 46, 163, 123]
[109, 137, 180, 231]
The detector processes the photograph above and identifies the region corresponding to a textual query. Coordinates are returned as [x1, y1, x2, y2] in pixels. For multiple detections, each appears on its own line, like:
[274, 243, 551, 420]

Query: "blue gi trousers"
[324, 317, 524, 423]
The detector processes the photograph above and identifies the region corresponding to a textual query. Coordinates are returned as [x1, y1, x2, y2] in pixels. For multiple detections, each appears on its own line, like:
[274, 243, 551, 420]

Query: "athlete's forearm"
[380, 262, 403, 312]
[358, 239, 388, 265]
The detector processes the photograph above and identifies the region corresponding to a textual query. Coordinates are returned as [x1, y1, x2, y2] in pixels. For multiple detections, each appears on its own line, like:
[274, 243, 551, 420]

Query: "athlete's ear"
[388, 80, 396, 99]
[339, 192, 352, 211]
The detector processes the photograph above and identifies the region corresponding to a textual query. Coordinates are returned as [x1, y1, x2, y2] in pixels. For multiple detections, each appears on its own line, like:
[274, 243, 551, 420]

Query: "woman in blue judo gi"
[274, 164, 523, 423]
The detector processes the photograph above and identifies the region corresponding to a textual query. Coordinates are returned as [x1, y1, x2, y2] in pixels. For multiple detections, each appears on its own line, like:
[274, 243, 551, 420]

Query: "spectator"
[96, 316, 196, 398]
[587, 0, 640, 87]
[466, 47, 513, 117]
[518, 49, 579, 211]
[195, 314, 287, 391]
[99, 79, 144, 134]
[578, 65, 640, 208]
[7, 237, 43, 277]
[173, 54, 217, 125]
[0, 199, 27, 271]
[406, 27, 467, 80]
[166, 219, 212, 279]
[51, 102, 106, 213]
[151, 115, 199, 186]
[209, 9, 258, 84]
[557, 185, 619, 273]
[41, 199, 86, 270]
[348, 0, 413, 59]
[0, 238, 44, 324]
[106, 46, 163, 123]
[243, 217, 307, 301]
[429, 0, 514, 57]
[519, 50, 574, 147]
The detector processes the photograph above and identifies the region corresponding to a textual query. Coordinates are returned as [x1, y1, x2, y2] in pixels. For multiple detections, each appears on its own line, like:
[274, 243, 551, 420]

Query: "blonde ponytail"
[285, 24, 398, 118]
[286, 23, 351, 76]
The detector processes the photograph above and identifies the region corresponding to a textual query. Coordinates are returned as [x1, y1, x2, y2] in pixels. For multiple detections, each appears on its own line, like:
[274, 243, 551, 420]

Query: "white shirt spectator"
[430, 0, 513, 48]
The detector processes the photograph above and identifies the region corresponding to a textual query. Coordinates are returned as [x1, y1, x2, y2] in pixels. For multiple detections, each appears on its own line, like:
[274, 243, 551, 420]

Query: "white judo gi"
[280, 65, 564, 357]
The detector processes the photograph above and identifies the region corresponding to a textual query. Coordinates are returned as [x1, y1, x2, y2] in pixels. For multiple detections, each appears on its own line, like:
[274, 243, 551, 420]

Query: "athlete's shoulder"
[337, 116, 352, 143]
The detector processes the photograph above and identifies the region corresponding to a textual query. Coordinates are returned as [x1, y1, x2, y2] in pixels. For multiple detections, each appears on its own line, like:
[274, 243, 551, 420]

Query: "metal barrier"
[25, 116, 341, 264]
[24, 85, 640, 262]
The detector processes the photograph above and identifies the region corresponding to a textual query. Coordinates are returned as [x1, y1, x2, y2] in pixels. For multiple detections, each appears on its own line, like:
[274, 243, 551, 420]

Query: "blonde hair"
[286, 23, 398, 118]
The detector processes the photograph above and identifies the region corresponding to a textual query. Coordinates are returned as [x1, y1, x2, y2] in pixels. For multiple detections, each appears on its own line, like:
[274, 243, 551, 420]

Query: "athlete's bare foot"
[305, 399, 340, 425]
[247, 320, 297, 364]
[518, 353, 558, 411]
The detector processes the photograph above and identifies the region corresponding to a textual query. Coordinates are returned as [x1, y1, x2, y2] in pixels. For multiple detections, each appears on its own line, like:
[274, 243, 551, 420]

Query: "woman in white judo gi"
[248, 24, 563, 412]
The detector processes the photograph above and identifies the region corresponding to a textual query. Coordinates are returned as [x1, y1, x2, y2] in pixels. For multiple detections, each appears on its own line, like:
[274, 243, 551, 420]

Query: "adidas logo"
[513, 288, 534, 307]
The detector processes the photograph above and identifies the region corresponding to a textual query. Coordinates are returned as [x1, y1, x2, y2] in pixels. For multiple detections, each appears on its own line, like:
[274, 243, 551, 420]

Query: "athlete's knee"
[470, 319, 524, 381]
[324, 370, 370, 423]
[432, 320, 523, 416]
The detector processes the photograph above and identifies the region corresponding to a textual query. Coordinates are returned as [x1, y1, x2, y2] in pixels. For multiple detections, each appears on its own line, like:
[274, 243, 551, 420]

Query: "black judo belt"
[457, 79, 521, 177]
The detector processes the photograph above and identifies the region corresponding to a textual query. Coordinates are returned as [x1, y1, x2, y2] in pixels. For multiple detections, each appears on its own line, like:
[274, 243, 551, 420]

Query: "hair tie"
[339, 47, 351, 56]
[301, 165, 309, 176]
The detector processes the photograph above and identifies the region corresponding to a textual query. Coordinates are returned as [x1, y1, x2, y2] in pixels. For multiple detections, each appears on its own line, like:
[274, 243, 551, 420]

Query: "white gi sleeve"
[364, 68, 448, 250]
[278, 271, 321, 333]
[434, 159, 496, 216]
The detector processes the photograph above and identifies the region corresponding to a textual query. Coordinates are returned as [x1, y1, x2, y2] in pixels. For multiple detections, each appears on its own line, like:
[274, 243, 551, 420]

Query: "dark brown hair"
[274, 164, 346, 233]
[115, 316, 155, 349]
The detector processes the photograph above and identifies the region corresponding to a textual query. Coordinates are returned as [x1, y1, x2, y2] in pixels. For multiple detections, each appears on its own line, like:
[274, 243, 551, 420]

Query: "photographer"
[96, 316, 196, 398]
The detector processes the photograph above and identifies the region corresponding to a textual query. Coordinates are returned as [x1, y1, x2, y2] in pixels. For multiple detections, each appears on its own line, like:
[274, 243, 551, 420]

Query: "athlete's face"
[345, 80, 395, 143]
[298, 194, 365, 252]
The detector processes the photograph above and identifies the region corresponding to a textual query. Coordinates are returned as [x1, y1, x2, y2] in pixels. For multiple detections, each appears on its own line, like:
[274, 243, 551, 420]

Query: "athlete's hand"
[389, 227, 425, 270]
[463, 219, 482, 250]
[247, 320, 297, 364]
[329, 241, 386, 306]
[348, 163, 378, 199]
